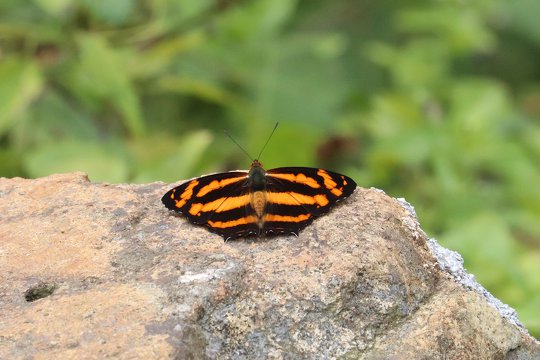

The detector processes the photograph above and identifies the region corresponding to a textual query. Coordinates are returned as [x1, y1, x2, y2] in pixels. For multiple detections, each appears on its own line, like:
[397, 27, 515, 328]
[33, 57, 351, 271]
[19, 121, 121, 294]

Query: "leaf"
[0, 58, 43, 136]
[441, 214, 523, 294]
[518, 294, 540, 337]
[71, 34, 145, 137]
[367, 40, 450, 91]
[448, 79, 512, 135]
[397, 6, 496, 52]
[79, 0, 135, 25]
[11, 91, 98, 149]
[0, 149, 24, 178]
[217, 0, 297, 41]
[130, 130, 213, 183]
[131, 31, 207, 79]
[505, 0, 540, 44]
[24, 140, 130, 183]
[33, 0, 73, 16]
[172, 0, 214, 21]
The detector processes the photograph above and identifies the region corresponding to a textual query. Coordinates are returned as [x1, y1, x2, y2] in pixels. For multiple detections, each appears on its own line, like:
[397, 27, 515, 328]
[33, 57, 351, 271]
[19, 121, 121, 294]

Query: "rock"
[0, 172, 538, 359]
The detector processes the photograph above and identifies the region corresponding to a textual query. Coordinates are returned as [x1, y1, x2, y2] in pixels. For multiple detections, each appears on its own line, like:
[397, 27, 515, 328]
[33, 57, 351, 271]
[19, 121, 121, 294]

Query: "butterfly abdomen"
[251, 191, 267, 218]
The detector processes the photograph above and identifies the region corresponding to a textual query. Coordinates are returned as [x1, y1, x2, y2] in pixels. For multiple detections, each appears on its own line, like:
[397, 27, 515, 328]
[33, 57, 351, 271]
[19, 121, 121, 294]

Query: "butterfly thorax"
[248, 160, 266, 190]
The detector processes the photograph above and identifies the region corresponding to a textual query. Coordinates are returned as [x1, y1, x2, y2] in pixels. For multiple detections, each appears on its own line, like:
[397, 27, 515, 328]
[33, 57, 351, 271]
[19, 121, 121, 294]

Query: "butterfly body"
[162, 159, 356, 241]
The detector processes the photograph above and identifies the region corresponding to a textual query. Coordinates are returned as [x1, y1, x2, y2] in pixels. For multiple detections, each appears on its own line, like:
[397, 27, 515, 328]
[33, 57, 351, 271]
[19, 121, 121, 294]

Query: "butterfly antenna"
[257, 122, 279, 160]
[223, 129, 254, 162]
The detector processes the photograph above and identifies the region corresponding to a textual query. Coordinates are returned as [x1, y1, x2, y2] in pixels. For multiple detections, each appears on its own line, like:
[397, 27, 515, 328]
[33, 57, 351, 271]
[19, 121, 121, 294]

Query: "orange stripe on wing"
[188, 194, 250, 216]
[208, 216, 257, 229]
[317, 169, 343, 197]
[266, 192, 329, 207]
[173, 180, 199, 208]
[268, 173, 321, 189]
[264, 213, 311, 223]
[196, 176, 246, 197]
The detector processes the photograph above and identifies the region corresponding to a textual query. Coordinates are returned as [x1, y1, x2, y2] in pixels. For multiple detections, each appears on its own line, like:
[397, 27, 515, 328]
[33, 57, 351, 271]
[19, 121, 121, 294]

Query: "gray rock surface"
[0, 172, 538, 359]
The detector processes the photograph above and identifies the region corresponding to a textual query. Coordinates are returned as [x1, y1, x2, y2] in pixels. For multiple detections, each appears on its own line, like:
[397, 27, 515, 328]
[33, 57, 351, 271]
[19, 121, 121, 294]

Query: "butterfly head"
[248, 159, 266, 190]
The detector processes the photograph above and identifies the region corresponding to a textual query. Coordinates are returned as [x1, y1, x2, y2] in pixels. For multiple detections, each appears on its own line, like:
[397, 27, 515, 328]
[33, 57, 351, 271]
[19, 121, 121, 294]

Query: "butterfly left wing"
[162, 171, 261, 239]
[263, 167, 357, 236]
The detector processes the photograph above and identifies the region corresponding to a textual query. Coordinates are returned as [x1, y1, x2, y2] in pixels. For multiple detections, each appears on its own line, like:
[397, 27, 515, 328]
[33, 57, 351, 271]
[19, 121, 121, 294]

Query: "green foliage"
[1, 0, 539, 337]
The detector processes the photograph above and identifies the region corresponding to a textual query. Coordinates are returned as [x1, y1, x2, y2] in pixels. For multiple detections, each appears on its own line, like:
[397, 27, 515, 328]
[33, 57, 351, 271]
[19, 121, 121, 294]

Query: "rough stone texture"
[0, 172, 538, 359]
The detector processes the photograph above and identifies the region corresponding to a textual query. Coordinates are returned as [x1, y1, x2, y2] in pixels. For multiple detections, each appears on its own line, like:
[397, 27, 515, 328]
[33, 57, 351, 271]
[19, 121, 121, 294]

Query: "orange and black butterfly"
[161, 124, 356, 241]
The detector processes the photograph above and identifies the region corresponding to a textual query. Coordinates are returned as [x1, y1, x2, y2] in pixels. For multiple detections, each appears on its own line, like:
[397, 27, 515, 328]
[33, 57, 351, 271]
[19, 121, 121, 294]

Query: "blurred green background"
[1, 0, 539, 337]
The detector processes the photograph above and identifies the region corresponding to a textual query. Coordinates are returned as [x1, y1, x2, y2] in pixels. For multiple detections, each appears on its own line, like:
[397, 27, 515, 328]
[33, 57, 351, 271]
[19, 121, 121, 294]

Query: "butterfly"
[161, 124, 357, 241]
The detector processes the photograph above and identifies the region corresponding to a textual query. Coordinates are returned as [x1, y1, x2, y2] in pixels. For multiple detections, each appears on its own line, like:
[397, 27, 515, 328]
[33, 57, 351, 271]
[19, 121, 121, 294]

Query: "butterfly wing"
[263, 167, 357, 236]
[162, 171, 260, 240]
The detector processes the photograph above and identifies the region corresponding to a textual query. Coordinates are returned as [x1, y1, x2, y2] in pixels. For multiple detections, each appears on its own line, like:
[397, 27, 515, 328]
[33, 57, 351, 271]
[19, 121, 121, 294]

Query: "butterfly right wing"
[162, 171, 259, 239]
[262, 167, 357, 236]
